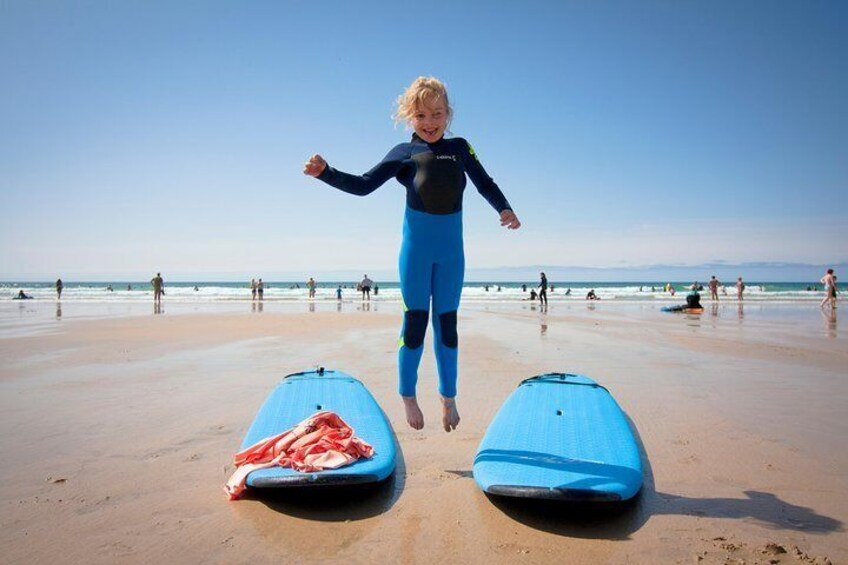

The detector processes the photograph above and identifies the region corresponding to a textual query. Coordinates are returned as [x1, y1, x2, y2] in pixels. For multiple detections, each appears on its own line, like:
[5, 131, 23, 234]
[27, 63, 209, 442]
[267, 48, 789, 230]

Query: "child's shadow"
[482, 417, 844, 540]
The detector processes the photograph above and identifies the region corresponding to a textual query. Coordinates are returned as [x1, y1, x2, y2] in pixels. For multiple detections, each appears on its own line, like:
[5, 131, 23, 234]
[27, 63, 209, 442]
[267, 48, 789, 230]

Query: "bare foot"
[441, 396, 460, 432]
[402, 396, 424, 430]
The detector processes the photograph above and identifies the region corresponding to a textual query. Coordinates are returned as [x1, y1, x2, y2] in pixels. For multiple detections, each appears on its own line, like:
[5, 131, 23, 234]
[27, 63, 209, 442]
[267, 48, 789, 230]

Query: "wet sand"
[0, 301, 845, 564]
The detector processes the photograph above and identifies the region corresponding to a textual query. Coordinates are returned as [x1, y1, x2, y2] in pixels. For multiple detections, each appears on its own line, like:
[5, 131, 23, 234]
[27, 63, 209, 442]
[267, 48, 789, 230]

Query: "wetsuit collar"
[411, 133, 445, 145]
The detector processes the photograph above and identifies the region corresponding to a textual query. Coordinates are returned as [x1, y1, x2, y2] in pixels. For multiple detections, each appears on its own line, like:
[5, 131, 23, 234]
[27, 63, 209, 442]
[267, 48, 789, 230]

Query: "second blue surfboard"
[474, 373, 642, 501]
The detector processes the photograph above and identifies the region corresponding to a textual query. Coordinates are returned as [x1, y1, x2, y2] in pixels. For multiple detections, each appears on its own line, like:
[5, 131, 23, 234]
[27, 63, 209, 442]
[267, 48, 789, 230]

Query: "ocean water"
[0, 281, 829, 303]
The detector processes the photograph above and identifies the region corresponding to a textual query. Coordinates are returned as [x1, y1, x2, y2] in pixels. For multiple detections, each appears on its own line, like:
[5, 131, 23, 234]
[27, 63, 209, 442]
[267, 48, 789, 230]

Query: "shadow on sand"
[482, 416, 844, 539]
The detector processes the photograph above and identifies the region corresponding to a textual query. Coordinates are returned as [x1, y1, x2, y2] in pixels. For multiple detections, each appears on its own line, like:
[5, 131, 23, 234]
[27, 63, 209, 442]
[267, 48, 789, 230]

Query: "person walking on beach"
[820, 268, 837, 309]
[151, 273, 164, 304]
[250, 279, 257, 301]
[708, 276, 721, 301]
[304, 76, 521, 433]
[307, 277, 316, 299]
[56, 278, 63, 300]
[538, 272, 548, 307]
[360, 274, 374, 301]
[257, 278, 264, 301]
[736, 276, 745, 300]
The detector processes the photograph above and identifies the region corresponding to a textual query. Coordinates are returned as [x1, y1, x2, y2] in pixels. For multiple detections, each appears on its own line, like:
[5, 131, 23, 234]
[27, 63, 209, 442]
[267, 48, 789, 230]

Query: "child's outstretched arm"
[303, 146, 406, 197]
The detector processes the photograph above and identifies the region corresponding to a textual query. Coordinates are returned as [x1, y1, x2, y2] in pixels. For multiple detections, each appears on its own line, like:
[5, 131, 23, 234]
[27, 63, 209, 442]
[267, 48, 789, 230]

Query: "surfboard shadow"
[245, 422, 406, 522]
[483, 415, 844, 539]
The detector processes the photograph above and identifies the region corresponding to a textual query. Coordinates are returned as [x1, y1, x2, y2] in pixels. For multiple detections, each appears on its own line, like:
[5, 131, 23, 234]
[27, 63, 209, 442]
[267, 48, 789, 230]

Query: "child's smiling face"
[411, 98, 448, 143]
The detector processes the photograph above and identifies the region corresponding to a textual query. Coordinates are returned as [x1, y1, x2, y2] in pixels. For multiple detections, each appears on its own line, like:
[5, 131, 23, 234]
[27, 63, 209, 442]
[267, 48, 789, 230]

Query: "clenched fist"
[303, 154, 327, 177]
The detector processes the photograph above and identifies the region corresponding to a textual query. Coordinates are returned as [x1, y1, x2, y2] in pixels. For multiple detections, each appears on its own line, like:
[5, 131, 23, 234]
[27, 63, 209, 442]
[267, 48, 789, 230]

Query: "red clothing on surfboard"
[225, 411, 374, 500]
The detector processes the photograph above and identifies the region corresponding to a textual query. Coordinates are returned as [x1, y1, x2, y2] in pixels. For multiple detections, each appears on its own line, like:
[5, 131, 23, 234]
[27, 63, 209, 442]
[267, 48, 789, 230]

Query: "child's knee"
[438, 311, 458, 348]
[402, 310, 429, 349]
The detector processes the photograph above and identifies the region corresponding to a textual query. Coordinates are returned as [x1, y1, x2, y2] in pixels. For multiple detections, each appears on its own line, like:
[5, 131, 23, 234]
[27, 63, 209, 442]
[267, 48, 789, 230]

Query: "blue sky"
[1, 1, 846, 281]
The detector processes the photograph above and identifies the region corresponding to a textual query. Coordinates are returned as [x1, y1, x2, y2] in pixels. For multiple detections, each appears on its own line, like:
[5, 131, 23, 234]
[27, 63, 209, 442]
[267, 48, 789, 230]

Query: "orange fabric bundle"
[225, 411, 374, 500]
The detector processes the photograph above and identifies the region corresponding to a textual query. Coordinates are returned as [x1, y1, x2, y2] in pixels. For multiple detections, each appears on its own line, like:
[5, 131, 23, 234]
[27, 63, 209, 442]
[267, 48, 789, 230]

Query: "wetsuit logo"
[436, 155, 457, 161]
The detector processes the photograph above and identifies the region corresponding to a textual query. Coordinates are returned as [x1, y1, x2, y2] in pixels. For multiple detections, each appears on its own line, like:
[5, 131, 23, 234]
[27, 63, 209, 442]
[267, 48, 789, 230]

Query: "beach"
[0, 301, 845, 564]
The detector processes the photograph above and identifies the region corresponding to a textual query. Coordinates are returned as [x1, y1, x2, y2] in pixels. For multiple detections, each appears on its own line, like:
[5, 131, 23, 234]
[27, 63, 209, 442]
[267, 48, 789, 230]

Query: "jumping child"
[304, 77, 520, 432]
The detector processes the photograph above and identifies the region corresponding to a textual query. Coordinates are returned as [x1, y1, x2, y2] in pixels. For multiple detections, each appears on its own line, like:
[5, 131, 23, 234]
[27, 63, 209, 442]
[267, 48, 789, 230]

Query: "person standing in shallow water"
[736, 277, 745, 300]
[304, 77, 521, 432]
[56, 278, 63, 300]
[360, 274, 373, 301]
[709, 275, 721, 301]
[820, 268, 837, 310]
[538, 272, 548, 307]
[151, 273, 164, 304]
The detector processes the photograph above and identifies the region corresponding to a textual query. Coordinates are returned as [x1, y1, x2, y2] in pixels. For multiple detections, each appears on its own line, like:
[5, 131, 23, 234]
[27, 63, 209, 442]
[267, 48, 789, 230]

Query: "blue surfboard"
[240, 368, 396, 488]
[473, 373, 642, 502]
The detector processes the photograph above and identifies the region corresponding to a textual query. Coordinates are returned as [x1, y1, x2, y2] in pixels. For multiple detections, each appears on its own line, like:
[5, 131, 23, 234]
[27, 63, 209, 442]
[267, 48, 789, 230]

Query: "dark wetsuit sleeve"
[316, 145, 407, 196]
[461, 139, 512, 213]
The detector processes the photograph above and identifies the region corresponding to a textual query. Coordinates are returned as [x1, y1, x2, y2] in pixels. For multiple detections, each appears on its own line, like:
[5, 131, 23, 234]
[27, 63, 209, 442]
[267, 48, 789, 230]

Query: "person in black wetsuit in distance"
[665, 287, 703, 312]
[686, 288, 703, 309]
[538, 272, 548, 307]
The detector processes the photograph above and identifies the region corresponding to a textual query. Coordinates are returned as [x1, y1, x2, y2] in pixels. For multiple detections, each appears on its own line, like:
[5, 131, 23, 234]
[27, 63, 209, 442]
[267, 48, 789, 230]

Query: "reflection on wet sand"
[821, 307, 837, 338]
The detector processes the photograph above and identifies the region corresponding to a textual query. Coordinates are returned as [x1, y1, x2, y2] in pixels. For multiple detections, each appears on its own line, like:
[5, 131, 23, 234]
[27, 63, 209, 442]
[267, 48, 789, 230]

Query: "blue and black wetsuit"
[317, 134, 513, 398]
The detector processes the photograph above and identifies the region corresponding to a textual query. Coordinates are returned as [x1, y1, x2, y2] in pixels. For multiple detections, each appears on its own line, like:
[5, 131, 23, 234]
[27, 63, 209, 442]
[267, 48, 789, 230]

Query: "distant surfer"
[304, 76, 521, 432]
[687, 288, 703, 309]
[56, 278, 63, 300]
[538, 272, 548, 307]
[151, 272, 164, 304]
[664, 287, 703, 313]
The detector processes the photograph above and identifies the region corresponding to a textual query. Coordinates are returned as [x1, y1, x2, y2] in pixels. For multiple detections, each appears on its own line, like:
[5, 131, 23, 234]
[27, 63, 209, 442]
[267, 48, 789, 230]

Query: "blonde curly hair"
[393, 76, 453, 127]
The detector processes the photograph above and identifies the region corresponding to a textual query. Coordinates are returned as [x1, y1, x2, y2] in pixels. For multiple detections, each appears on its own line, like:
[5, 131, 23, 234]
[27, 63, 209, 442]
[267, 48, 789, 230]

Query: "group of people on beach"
[660, 276, 748, 301]
[249, 278, 265, 301]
